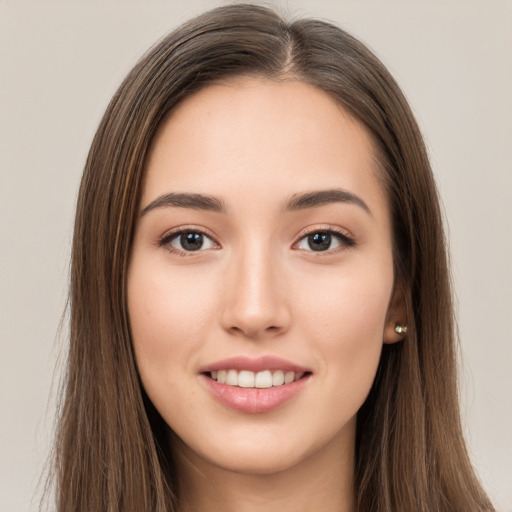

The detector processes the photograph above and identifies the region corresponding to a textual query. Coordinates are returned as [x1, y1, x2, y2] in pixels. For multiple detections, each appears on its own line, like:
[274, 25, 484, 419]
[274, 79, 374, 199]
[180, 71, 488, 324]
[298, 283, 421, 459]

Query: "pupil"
[308, 232, 331, 251]
[181, 232, 203, 251]
[308, 233, 331, 251]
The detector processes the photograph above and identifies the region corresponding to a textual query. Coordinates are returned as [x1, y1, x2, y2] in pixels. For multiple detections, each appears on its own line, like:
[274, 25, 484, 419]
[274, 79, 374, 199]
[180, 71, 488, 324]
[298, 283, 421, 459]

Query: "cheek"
[293, 260, 392, 395]
[296, 260, 392, 341]
[127, 261, 219, 392]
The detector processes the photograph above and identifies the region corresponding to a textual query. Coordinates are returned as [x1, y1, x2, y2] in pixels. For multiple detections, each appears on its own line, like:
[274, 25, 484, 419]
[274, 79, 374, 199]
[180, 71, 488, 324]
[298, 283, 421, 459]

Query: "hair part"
[49, 4, 494, 511]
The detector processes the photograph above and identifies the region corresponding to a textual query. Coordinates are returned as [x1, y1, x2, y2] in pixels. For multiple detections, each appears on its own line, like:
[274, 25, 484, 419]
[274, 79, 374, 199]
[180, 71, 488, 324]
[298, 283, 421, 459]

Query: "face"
[128, 78, 404, 476]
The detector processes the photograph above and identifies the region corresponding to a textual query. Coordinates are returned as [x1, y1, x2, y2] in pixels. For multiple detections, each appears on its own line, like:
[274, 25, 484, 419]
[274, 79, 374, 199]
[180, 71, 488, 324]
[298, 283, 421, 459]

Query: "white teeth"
[284, 371, 295, 384]
[209, 369, 306, 388]
[255, 370, 272, 388]
[238, 370, 255, 388]
[272, 370, 285, 386]
[226, 369, 238, 386]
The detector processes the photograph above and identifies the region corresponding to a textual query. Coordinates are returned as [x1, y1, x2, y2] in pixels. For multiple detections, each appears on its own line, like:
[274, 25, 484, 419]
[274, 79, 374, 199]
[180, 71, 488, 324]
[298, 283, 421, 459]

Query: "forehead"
[142, 78, 388, 220]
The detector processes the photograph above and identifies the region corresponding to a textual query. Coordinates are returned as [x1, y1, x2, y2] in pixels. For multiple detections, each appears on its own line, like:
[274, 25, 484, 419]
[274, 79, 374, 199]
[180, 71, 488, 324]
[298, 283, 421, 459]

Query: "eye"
[295, 229, 355, 252]
[160, 229, 218, 255]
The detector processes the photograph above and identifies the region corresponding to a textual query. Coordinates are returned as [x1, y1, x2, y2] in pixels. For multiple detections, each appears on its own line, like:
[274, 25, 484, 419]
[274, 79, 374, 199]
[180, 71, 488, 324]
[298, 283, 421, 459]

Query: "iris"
[308, 232, 332, 251]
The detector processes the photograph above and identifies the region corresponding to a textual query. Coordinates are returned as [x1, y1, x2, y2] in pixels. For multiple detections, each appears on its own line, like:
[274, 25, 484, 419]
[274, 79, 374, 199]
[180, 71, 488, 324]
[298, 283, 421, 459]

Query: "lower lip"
[201, 374, 310, 413]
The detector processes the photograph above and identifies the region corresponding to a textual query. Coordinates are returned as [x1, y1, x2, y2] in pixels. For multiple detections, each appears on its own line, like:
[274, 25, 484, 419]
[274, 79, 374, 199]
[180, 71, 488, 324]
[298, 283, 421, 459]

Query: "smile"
[209, 369, 305, 388]
[200, 356, 312, 413]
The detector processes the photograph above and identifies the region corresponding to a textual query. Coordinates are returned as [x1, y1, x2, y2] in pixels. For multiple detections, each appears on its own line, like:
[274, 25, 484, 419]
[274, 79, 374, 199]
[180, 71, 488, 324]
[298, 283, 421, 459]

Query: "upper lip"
[199, 355, 311, 374]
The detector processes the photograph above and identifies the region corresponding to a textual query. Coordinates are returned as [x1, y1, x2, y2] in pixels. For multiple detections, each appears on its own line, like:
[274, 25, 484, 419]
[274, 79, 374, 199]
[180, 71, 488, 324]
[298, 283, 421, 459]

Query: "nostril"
[227, 324, 282, 339]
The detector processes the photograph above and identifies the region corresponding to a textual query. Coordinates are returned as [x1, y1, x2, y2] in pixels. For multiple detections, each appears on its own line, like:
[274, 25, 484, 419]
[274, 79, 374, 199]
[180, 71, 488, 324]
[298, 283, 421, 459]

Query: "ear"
[383, 282, 408, 344]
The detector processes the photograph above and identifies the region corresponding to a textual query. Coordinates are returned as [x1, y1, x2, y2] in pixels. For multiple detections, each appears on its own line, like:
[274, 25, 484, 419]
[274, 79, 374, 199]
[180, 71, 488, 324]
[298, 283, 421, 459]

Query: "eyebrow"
[284, 189, 372, 215]
[141, 188, 371, 217]
[141, 193, 228, 216]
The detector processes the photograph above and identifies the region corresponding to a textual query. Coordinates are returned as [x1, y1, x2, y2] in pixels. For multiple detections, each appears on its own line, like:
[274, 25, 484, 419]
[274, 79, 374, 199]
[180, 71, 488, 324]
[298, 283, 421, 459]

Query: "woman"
[49, 4, 495, 511]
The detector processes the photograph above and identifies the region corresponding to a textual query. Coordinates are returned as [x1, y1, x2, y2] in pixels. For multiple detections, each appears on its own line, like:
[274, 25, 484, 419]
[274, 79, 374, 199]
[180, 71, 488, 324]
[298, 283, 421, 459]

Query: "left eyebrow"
[284, 189, 372, 216]
[140, 192, 228, 216]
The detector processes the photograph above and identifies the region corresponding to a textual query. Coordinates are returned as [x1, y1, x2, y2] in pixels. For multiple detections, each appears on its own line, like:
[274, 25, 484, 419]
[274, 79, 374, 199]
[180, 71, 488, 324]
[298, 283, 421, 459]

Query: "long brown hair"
[49, 4, 494, 511]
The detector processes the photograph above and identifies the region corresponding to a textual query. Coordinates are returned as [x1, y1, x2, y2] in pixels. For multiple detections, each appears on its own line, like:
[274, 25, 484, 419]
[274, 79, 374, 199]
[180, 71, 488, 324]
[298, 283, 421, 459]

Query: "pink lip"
[199, 355, 311, 374]
[199, 356, 312, 414]
[201, 374, 311, 414]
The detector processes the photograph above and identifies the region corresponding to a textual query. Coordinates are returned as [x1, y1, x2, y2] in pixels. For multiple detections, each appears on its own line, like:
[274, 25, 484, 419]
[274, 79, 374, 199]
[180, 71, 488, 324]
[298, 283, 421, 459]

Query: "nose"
[219, 243, 291, 340]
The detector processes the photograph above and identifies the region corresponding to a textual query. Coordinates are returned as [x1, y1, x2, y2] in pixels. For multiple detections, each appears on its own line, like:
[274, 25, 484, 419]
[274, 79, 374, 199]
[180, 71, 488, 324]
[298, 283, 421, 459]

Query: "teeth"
[209, 369, 306, 388]
[239, 370, 255, 388]
[272, 370, 284, 386]
[226, 369, 238, 386]
[254, 370, 272, 388]
[284, 371, 295, 384]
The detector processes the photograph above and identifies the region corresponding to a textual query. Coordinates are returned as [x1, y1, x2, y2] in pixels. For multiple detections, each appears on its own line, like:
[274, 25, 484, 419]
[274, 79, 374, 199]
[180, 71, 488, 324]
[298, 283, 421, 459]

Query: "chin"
[170, 421, 350, 478]
[201, 444, 309, 476]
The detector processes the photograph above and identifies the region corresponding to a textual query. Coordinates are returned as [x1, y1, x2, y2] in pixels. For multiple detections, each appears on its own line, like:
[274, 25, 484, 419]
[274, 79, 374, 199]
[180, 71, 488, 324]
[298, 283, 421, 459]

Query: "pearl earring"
[394, 324, 408, 334]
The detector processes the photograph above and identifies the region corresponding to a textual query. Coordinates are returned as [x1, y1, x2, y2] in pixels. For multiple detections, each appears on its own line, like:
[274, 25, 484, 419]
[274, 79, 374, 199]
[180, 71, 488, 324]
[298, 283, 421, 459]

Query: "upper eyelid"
[160, 225, 219, 243]
[295, 224, 354, 241]
[159, 225, 354, 253]
[158, 228, 220, 256]
[294, 227, 355, 249]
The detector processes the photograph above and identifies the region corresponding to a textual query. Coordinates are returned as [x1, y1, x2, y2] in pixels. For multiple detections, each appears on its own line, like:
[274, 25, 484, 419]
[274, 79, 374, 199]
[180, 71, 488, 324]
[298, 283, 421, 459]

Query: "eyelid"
[293, 225, 356, 252]
[157, 224, 355, 256]
[158, 225, 221, 256]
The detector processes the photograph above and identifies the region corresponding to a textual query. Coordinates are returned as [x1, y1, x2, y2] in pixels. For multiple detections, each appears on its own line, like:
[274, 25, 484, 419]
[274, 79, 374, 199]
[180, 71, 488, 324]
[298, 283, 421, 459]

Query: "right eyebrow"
[140, 193, 228, 216]
[283, 189, 372, 216]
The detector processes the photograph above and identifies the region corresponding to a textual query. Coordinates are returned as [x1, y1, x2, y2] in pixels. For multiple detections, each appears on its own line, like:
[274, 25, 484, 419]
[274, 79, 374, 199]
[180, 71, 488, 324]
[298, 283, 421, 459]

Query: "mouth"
[199, 356, 312, 413]
[206, 369, 308, 388]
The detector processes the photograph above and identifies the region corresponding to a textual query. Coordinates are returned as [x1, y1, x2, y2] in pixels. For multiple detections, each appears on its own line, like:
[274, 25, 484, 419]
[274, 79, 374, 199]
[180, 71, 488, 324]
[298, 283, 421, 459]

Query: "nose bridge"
[220, 237, 290, 338]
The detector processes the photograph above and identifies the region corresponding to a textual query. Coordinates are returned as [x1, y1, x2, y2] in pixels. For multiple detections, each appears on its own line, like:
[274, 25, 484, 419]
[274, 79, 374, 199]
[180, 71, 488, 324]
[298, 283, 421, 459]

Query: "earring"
[394, 324, 408, 334]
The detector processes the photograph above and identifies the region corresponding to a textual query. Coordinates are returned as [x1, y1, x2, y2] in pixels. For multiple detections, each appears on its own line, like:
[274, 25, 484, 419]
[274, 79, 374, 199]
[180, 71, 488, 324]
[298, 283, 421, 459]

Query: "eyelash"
[295, 225, 356, 254]
[158, 225, 356, 257]
[158, 227, 219, 257]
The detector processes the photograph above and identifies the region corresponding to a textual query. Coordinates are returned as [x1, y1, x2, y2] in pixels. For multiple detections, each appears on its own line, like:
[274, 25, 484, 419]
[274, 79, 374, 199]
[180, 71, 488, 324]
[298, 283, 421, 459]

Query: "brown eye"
[307, 232, 333, 251]
[162, 230, 218, 253]
[295, 229, 355, 253]
[177, 232, 204, 251]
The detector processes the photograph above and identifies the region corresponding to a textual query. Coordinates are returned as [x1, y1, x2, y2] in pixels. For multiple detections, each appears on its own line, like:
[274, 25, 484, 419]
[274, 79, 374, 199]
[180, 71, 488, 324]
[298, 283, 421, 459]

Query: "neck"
[172, 421, 356, 512]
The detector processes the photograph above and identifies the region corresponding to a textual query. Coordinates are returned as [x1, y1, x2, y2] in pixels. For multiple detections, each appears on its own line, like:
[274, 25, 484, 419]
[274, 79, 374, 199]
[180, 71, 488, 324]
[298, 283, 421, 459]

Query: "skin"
[128, 77, 405, 512]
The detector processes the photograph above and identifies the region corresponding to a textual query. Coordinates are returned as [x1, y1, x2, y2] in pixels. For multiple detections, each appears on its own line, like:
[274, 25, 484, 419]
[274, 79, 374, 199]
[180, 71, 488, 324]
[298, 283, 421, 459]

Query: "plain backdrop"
[1, 0, 511, 510]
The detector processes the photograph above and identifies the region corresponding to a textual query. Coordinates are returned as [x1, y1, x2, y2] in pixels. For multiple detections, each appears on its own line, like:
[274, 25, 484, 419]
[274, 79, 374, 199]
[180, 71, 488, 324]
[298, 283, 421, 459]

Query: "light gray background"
[1, 1, 511, 511]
